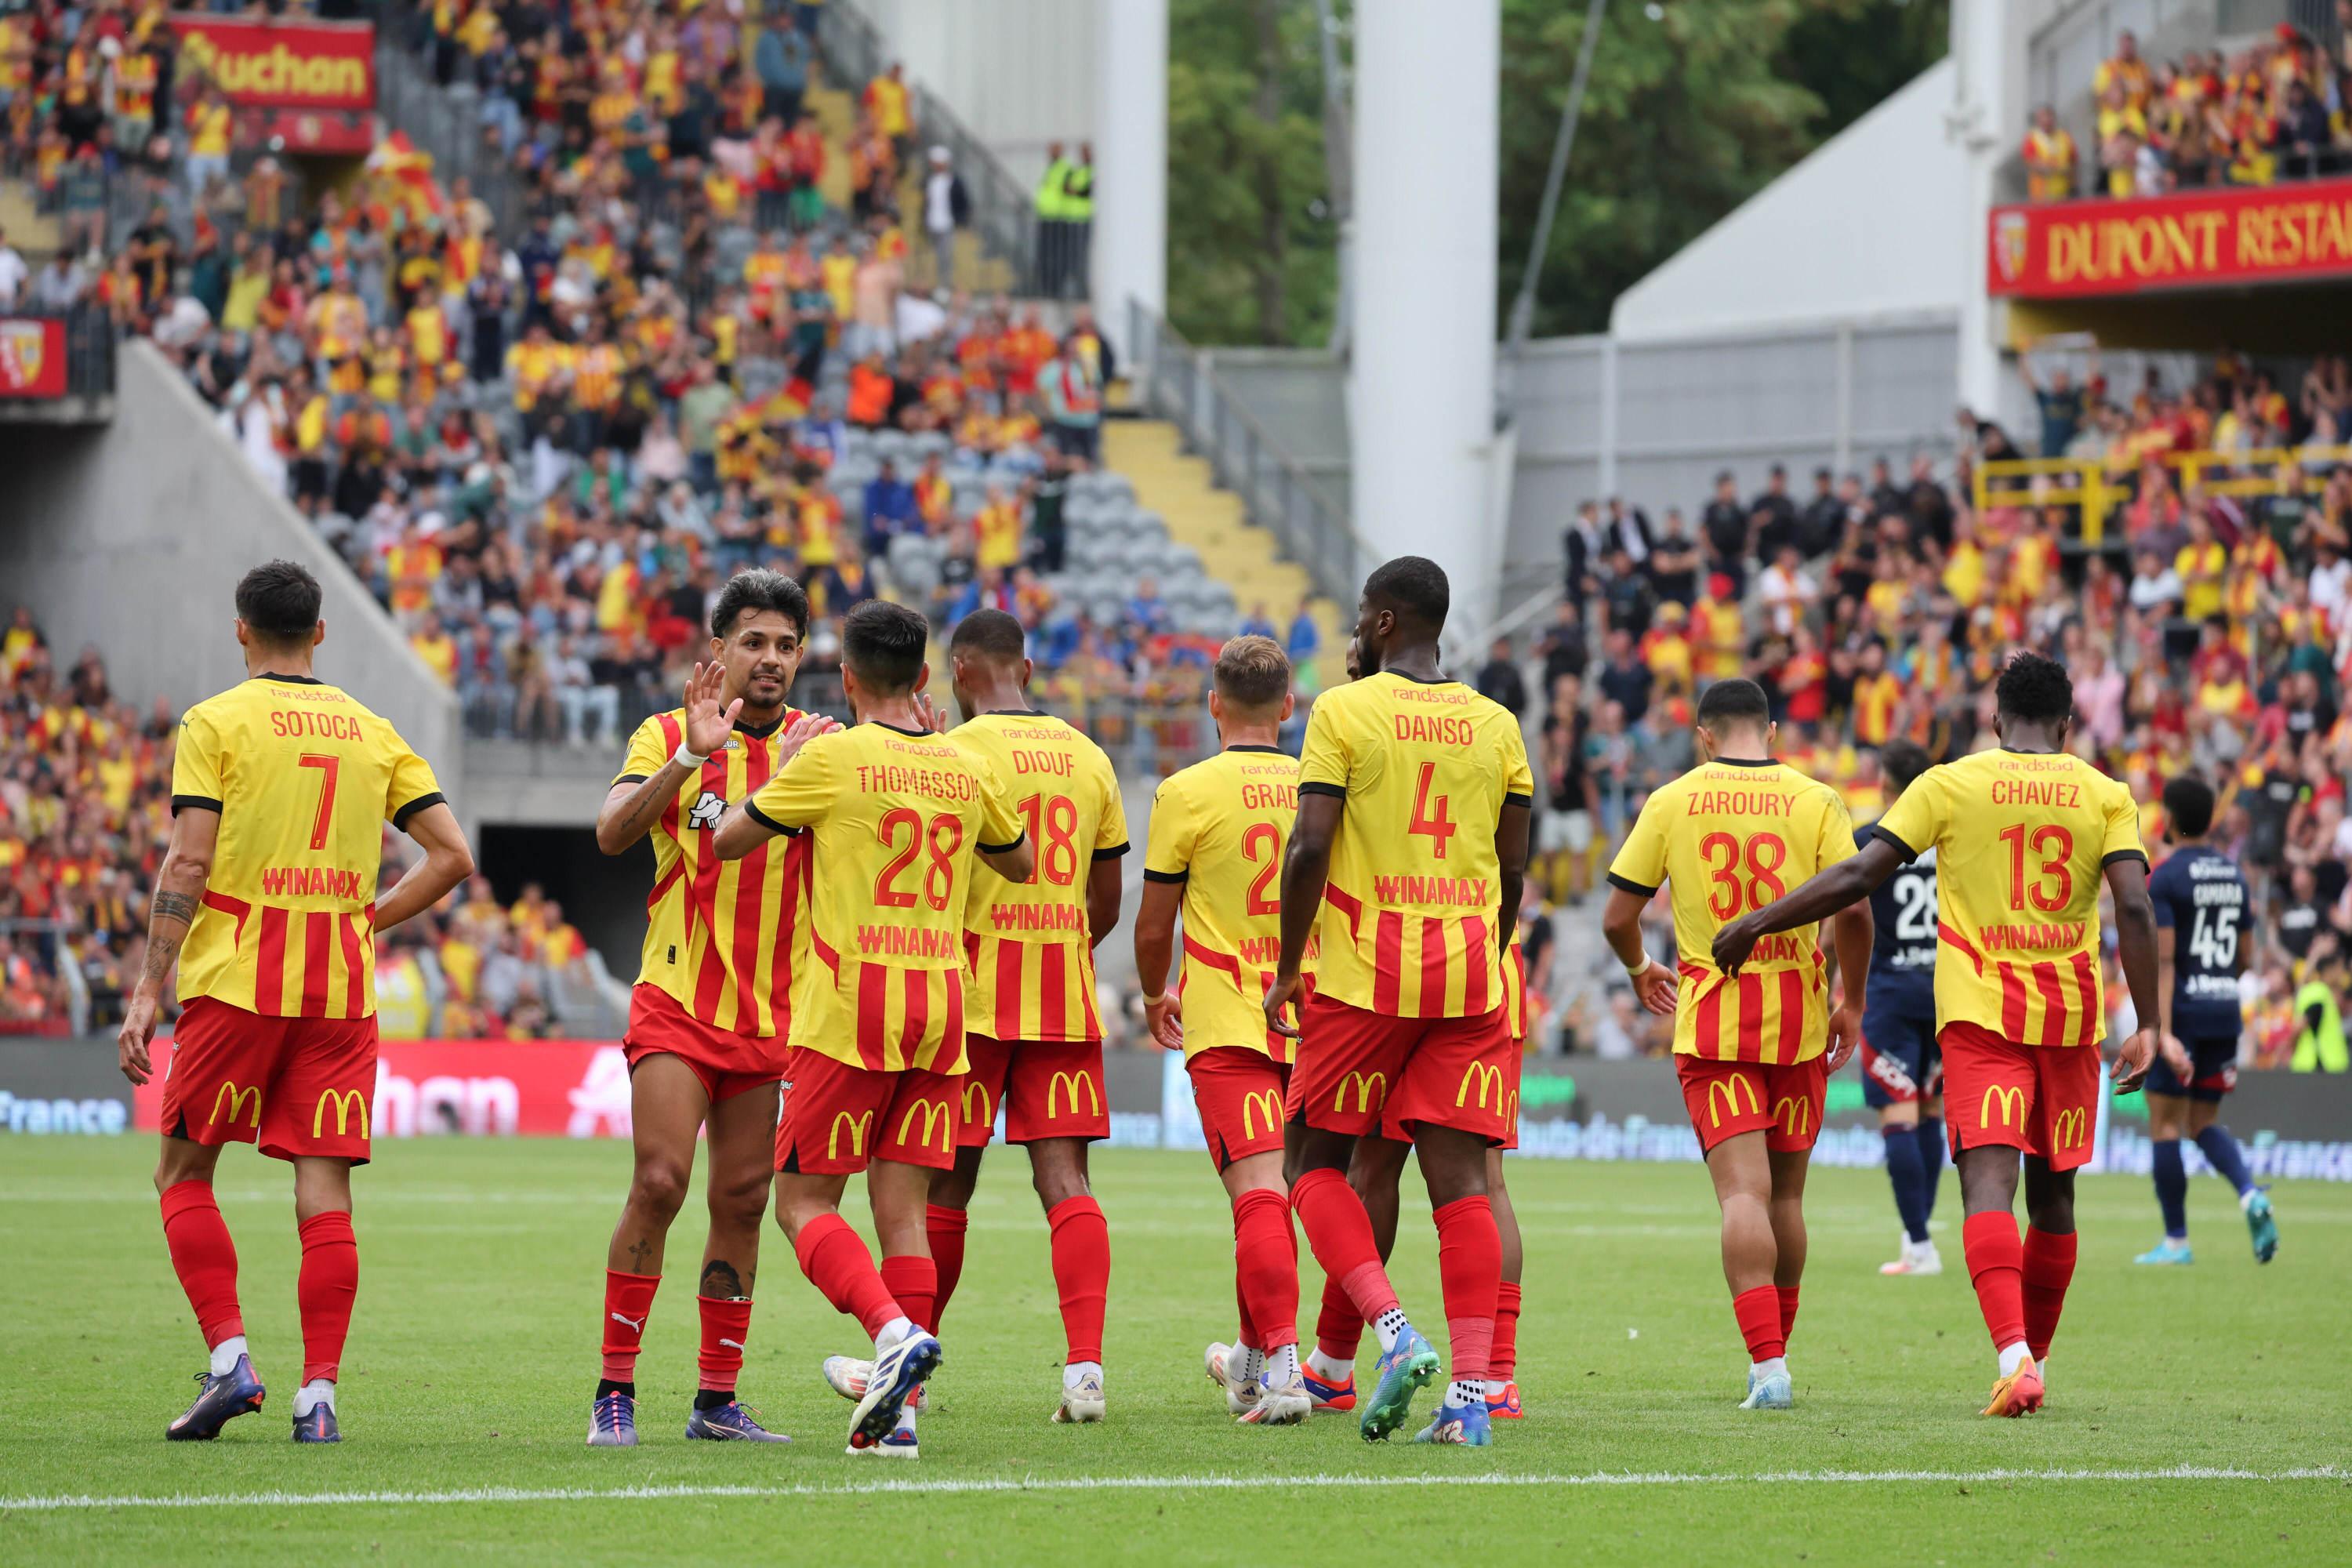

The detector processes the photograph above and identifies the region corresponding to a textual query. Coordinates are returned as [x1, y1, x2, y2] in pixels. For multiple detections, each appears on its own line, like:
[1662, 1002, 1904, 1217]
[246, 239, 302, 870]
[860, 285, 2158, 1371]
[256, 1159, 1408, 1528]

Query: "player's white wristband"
[1623, 955, 1657, 981]
[1139, 993, 1167, 1008]
[671, 742, 708, 771]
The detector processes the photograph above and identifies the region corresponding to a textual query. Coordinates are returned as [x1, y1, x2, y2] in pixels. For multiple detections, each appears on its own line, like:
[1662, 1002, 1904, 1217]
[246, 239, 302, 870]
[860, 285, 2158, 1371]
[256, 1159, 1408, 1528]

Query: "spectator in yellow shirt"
[973, 485, 1022, 570]
[2176, 512, 2227, 620]
[411, 615, 459, 685]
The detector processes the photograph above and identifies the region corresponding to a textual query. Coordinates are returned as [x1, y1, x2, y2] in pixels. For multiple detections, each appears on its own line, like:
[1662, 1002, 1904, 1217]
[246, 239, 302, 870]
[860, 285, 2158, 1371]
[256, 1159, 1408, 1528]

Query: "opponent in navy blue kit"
[1857, 742, 1947, 1276]
[2139, 775, 2278, 1266]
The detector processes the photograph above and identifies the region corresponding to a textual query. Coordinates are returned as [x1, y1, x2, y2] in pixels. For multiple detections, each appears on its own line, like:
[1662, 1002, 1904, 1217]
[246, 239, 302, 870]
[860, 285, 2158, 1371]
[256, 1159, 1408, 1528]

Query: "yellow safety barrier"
[1973, 444, 2350, 547]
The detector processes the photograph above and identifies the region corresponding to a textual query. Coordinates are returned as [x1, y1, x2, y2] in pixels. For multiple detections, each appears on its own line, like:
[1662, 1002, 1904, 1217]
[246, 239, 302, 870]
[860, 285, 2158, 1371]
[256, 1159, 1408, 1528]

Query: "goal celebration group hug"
[120, 547, 2220, 1452]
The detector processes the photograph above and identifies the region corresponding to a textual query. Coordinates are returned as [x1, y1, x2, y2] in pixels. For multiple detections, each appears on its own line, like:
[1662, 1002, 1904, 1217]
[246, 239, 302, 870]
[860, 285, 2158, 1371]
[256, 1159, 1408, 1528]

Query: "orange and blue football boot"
[1485, 1381, 1523, 1420]
[1412, 1395, 1493, 1446]
[291, 1403, 340, 1443]
[1359, 1326, 1439, 1442]
[686, 1400, 791, 1443]
[1301, 1367, 1356, 1414]
[1980, 1357, 2045, 1417]
[165, 1353, 265, 1441]
[586, 1390, 638, 1446]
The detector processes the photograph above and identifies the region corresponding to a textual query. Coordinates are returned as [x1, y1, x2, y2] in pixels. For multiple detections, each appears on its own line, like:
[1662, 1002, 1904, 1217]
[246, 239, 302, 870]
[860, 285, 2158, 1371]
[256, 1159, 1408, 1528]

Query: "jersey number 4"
[1407, 762, 1457, 860]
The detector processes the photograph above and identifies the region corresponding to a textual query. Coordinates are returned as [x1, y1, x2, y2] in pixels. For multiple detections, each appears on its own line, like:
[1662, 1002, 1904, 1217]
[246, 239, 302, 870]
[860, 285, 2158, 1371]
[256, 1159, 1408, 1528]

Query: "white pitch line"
[4, 1465, 2342, 1514]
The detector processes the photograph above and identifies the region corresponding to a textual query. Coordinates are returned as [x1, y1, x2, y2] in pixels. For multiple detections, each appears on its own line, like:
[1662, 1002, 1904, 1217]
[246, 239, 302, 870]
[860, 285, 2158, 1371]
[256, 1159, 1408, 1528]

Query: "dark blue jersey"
[1861, 821, 1937, 1020]
[2148, 843, 2248, 1037]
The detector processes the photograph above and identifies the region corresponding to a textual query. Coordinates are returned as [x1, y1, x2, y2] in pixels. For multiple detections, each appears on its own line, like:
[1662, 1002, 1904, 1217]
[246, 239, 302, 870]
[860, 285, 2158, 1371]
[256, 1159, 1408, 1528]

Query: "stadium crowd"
[2022, 23, 2352, 201]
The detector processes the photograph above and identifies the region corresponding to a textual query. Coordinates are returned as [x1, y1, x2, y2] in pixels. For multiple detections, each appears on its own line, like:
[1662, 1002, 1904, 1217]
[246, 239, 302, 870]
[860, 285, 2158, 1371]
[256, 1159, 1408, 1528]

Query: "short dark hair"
[1214, 634, 1290, 713]
[234, 559, 322, 644]
[949, 608, 1027, 662]
[841, 600, 929, 695]
[1363, 555, 1448, 633]
[711, 568, 810, 641]
[2162, 773, 2217, 838]
[1882, 739, 1931, 793]
[1994, 650, 2074, 727]
[1696, 677, 1770, 733]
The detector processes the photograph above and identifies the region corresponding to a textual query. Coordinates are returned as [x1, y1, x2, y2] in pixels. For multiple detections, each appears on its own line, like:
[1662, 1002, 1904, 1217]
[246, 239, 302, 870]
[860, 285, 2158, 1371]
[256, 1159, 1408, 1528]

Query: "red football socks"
[1962, 1210, 2027, 1352]
[601, 1269, 660, 1381]
[1432, 1195, 1499, 1383]
[2020, 1226, 2078, 1362]
[159, 1180, 244, 1348]
[1314, 1272, 1365, 1363]
[793, 1213, 901, 1338]
[695, 1295, 753, 1395]
[1492, 1279, 1523, 1381]
[1291, 1167, 1401, 1327]
[296, 1210, 358, 1384]
[1230, 1188, 1299, 1353]
[879, 1254, 938, 1336]
[1731, 1284, 1785, 1363]
[1046, 1195, 1110, 1365]
[1777, 1284, 1800, 1347]
[925, 1203, 968, 1330]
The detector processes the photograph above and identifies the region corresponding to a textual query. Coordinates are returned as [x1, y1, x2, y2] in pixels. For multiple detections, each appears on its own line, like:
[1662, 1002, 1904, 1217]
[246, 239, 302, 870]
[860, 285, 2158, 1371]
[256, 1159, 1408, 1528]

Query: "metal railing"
[1973, 441, 2352, 545]
[1127, 299, 1367, 608]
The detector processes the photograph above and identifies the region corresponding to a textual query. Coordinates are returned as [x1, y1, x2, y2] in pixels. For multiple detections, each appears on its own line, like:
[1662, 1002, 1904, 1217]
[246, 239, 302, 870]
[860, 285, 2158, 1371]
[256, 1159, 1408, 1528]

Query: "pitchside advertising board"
[166, 14, 375, 155]
[0, 319, 69, 399]
[1988, 177, 2352, 298]
[8, 1039, 2350, 1181]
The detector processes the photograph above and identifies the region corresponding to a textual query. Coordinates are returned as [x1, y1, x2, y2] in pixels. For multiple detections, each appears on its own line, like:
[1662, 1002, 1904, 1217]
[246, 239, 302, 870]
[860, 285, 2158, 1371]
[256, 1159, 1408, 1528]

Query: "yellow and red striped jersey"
[746, 721, 1023, 1073]
[1502, 927, 1528, 1044]
[1607, 757, 1855, 1063]
[1143, 744, 1316, 1062]
[952, 712, 1127, 1043]
[169, 674, 445, 1018]
[1298, 672, 1534, 1018]
[615, 710, 813, 1036]
[1875, 748, 2144, 1047]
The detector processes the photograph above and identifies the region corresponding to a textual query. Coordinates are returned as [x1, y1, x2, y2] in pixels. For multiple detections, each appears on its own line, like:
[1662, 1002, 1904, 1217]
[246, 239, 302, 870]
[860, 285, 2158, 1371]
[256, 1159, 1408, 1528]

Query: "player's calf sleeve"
[1961, 1211, 2027, 1352]
[1046, 1196, 1110, 1366]
[1730, 1285, 1784, 1363]
[1915, 1117, 1946, 1220]
[1777, 1285, 1799, 1347]
[296, 1211, 358, 1385]
[1290, 1167, 1399, 1326]
[878, 1254, 938, 1336]
[159, 1180, 244, 1347]
[2020, 1228, 2076, 1363]
[2152, 1138, 2189, 1237]
[925, 1203, 969, 1329]
[1313, 1272, 1363, 1363]
[1432, 1195, 1500, 1384]
[695, 1295, 753, 1395]
[1882, 1127, 1931, 1243]
[1491, 1279, 1523, 1381]
[602, 1269, 661, 1382]
[1231, 1189, 1299, 1353]
[792, 1213, 899, 1338]
[2194, 1125, 2255, 1197]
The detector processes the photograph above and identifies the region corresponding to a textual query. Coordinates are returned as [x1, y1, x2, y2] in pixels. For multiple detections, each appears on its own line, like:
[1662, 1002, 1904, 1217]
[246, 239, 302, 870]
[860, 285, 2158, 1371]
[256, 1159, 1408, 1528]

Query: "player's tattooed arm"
[118, 808, 220, 1084]
[141, 891, 198, 981]
[597, 771, 695, 855]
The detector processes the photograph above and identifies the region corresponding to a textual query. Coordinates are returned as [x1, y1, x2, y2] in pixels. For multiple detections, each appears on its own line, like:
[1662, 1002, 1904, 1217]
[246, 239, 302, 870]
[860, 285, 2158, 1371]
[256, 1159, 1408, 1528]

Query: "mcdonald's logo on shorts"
[1980, 1083, 2027, 1129]
[1240, 1088, 1283, 1142]
[1706, 1073, 1762, 1128]
[2052, 1105, 2087, 1149]
[1334, 1071, 1387, 1115]
[897, 1097, 953, 1156]
[1456, 1062, 1504, 1111]
[1046, 1070, 1102, 1120]
[962, 1078, 995, 1127]
[829, 1109, 873, 1161]
[209, 1081, 263, 1130]
[313, 1087, 368, 1142]
[1773, 1094, 1811, 1138]
[1504, 1090, 1519, 1138]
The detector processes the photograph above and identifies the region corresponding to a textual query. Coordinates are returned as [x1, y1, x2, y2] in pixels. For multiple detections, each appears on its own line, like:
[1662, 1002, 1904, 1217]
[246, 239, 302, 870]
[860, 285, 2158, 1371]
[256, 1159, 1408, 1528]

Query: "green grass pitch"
[5, 1137, 2347, 1564]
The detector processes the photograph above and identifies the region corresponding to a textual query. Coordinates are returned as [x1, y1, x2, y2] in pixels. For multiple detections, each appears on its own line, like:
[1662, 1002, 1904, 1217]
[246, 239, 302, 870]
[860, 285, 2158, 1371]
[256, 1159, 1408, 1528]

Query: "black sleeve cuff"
[171, 793, 223, 816]
[1142, 867, 1188, 884]
[2101, 848, 2150, 870]
[1502, 790, 1533, 809]
[1606, 872, 1657, 898]
[1298, 780, 1346, 799]
[1867, 823, 1922, 862]
[1093, 843, 1130, 860]
[614, 773, 649, 786]
[744, 800, 790, 836]
[978, 830, 1029, 855]
[391, 792, 446, 831]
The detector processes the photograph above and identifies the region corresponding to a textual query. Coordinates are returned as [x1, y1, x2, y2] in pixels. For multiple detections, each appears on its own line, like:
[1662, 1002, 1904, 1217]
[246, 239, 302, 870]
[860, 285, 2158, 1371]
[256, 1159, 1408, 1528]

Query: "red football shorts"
[1675, 1053, 1827, 1154]
[1939, 1020, 2101, 1172]
[1287, 992, 1515, 1145]
[1384, 1035, 1524, 1149]
[775, 1049, 962, 1176]
[1188, 1047, 1290, 1170]
[953, 1033, 1109, 1147]
[624, 984, 786, 1105]
[161, 996, 379, 1164]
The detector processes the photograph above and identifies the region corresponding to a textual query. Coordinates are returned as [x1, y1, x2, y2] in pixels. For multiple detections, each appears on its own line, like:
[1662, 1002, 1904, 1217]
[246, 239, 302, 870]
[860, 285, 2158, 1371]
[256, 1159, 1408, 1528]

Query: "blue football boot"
[1359, 1325, 1439, 1443]
[292, 1403, 341, 1443]
[2244, 1189, 2278, 1264]
[586, 1390, 639, 1447]
[1412, 1394, 1494, 1446]
[2134, 1238, 2194, 1266]
[1738, 1364, 1794, 1410]
[165, 1354, 266, 1441]
[686, 1400, 791, 1443]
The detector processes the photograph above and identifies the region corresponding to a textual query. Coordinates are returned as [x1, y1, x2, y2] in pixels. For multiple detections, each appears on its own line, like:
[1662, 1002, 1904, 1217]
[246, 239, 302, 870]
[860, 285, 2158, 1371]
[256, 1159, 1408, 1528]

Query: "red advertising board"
[0, 318, 68, 398]
[133, 1038, 643, 1139]
[1988, 179, 2352, 298]
[166, 14, 376, 154]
